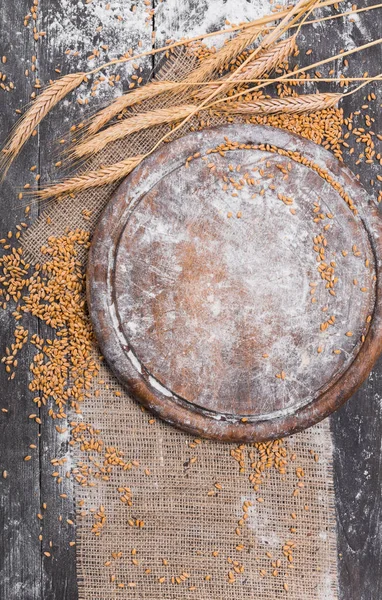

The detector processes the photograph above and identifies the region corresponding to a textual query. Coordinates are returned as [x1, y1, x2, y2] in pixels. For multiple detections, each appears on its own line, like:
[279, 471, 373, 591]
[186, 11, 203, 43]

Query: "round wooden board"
[87, 125, 382, 442]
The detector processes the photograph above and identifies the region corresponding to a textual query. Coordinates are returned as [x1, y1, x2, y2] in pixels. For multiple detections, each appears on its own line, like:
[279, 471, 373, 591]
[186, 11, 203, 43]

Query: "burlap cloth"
[22, 49, 339, 599]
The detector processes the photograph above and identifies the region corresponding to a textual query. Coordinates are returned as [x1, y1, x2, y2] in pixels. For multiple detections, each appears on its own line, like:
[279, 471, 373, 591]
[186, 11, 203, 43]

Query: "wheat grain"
[0, 73, 85, 175]
[74, 105, 196, 158]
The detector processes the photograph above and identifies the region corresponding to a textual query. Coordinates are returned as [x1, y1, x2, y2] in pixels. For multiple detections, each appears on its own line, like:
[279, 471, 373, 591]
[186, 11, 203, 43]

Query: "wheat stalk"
[0, 72, 85, 176]
[36, 156, 144, 199]
[73, 105, 196, 158]
[75, 37, 296, 159]
[86, 26, 262, 136]
[1, 0, 376, 174]
[225, 92, 341, 115]
[194, 35, 297, 101]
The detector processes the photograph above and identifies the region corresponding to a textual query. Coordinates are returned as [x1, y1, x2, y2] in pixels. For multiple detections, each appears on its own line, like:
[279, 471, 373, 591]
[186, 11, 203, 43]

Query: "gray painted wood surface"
[0, 0, 381, 598]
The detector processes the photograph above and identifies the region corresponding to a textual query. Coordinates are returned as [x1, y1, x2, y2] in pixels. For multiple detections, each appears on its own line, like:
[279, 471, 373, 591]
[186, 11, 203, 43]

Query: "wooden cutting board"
[87, 125, 382, 442]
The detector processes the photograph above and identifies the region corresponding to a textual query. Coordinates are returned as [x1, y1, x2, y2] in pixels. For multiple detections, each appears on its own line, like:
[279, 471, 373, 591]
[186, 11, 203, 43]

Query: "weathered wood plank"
[322, 4, 382, 600]
[332, 361, 382, 600]
[0, 1, 42, 599]
[35, 1, 155, 598]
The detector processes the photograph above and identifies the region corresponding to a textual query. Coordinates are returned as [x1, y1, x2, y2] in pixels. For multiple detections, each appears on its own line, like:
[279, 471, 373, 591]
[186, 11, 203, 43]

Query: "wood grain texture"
[311, 3, 382, 599]
[0, 0, 155, 599]
[0, 1, 42, 599]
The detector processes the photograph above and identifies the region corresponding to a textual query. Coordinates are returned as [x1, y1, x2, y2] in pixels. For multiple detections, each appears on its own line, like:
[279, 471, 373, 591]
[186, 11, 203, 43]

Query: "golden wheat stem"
[73, 105, 196, 158]
[342, 73, 382, 96]
[157, 76, 380, 85]
[36, 156, 144, 199]
[0, 72, 85, 176]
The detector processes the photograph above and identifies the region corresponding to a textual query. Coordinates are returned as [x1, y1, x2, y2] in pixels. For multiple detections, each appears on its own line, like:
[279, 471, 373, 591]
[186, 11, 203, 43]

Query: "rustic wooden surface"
[0, 0, 381, 599]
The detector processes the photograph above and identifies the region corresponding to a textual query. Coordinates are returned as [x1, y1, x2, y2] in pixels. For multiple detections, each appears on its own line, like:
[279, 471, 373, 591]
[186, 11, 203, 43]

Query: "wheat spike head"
[36, 155, 144, 200]
[73, 104, 196, 159]
[225, 92, 341, 115]
[194, 35, 297, 101]
[0, 72, 85, 177]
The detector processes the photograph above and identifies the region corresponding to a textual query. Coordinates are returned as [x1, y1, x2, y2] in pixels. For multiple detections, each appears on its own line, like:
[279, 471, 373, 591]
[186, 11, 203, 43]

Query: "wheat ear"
[194, 35, 297, 101]
[207, 37, 382, 111]
[73, 105, 196, 159]
[36, 156, 144, 199]
[224, 92, 341, 115]
[34, 93, 339, 199]
[0, 72, 85, 176]
[86, 81, 178, 135]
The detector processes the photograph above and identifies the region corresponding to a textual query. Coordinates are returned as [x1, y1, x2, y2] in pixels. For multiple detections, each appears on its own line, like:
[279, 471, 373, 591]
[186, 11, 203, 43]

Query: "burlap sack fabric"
[21, 49, 339, 599]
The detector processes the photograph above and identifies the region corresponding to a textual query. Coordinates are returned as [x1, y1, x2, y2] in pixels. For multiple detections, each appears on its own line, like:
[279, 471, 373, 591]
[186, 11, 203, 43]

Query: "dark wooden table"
[0, 1, 381, 599]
